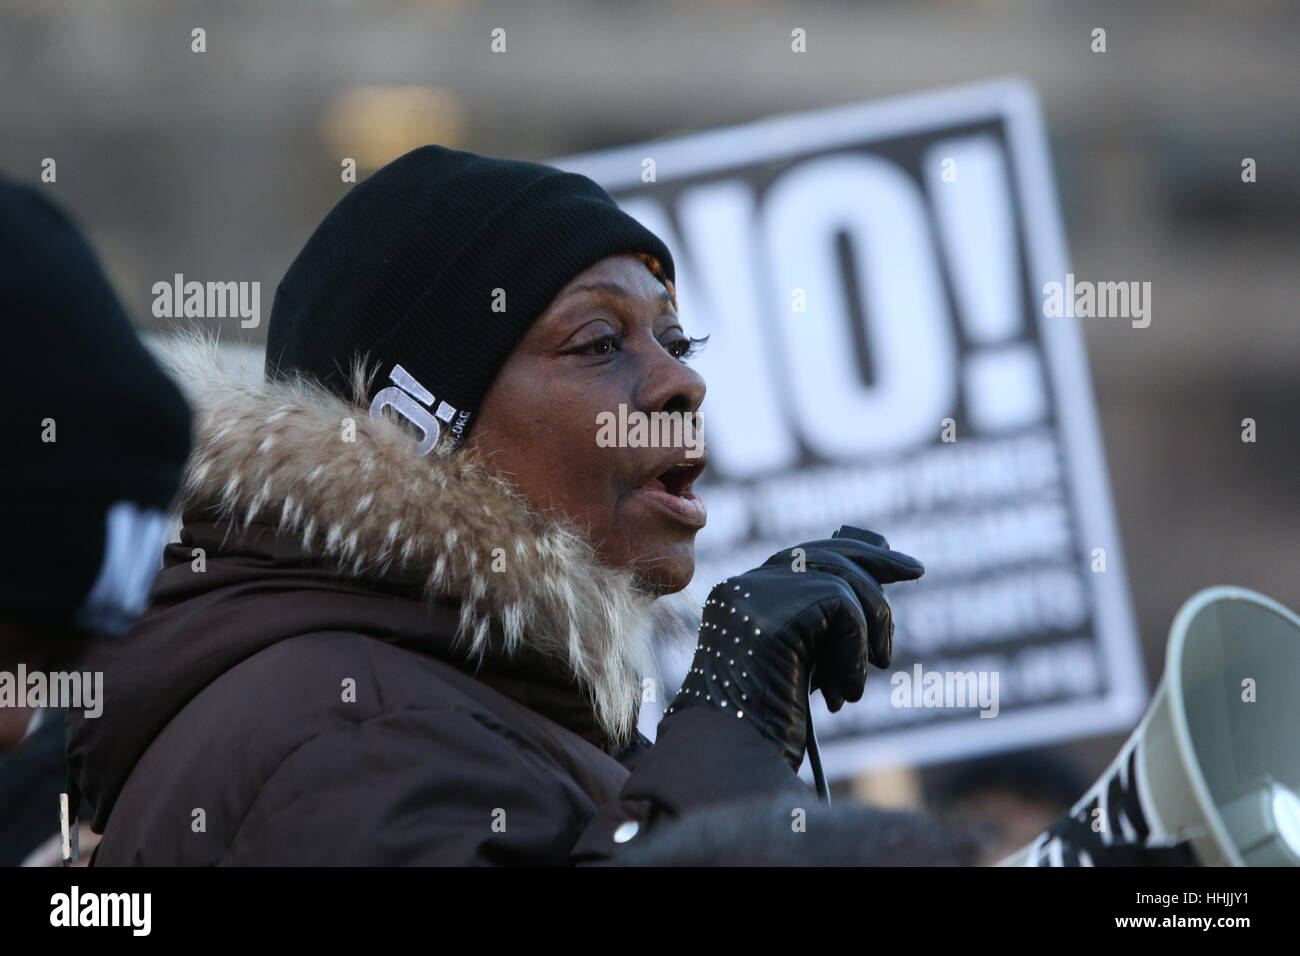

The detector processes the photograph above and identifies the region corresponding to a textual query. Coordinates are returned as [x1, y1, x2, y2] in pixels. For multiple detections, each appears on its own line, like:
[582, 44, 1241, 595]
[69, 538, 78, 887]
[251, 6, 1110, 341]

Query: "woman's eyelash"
[573, 333, 622, 355]
[669, 335, 709, 361]
[571, 332, 709, 360]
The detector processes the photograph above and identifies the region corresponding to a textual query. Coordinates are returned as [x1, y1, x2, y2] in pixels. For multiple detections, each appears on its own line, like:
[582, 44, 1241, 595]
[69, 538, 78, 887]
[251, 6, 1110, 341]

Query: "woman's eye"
[572, 332, 706, 360]
[574, 333, 621, 356]
[665, 336, 707, 361]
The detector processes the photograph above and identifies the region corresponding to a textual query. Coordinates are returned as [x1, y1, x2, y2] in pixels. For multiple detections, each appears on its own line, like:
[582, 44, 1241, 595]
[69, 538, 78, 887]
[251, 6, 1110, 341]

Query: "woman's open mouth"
[634, 455, 708, 529]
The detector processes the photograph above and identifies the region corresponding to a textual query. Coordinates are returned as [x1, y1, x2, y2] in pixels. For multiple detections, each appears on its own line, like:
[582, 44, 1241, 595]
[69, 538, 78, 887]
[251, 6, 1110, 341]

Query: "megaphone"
[1001, 586, 1300, 866]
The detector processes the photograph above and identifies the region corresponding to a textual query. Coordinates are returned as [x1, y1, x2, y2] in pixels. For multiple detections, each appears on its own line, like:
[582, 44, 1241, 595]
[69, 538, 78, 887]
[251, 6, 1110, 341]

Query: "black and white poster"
[556, 79, 1148, 777]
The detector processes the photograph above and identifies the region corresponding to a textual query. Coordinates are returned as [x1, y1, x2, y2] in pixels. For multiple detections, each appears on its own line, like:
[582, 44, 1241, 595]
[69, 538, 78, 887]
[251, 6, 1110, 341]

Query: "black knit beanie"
[0, 176, 192, 645]
[267, 145, 675, 450]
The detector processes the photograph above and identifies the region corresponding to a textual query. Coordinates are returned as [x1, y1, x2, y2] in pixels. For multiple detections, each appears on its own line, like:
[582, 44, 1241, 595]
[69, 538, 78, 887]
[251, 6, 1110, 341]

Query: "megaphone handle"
[806, 522, 875, 806]
[807, 668, 831, 806]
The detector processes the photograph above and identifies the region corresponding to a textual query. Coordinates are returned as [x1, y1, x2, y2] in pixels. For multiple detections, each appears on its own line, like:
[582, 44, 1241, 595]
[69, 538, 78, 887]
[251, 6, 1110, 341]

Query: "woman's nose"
[640, 345, 706, 417]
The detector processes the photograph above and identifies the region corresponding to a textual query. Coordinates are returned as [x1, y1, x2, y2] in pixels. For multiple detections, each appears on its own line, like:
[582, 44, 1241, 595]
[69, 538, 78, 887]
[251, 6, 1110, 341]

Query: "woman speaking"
[68, 146, 923, 864]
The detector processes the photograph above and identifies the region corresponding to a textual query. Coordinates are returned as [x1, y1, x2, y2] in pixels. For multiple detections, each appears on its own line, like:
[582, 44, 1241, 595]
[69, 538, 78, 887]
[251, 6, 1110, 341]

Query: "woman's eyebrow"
[561, 280, 674, 308]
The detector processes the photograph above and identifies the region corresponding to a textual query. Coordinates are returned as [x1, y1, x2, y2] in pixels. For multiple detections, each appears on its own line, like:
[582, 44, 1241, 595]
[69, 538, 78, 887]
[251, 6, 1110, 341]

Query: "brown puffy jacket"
[66, 343, 802, 865]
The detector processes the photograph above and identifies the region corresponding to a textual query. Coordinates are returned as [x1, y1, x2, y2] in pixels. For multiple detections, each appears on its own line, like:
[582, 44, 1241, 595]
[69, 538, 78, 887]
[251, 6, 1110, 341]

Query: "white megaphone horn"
[1001, 586, 1300, 866]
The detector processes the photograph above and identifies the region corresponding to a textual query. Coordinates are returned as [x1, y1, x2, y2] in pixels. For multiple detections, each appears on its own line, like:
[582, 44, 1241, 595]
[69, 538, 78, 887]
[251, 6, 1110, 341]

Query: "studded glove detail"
[665, 530, 924, 772]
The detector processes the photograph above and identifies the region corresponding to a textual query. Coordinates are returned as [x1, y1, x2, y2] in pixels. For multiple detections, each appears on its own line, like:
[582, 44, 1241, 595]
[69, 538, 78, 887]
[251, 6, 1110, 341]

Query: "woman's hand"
[665, 530, 924, 772]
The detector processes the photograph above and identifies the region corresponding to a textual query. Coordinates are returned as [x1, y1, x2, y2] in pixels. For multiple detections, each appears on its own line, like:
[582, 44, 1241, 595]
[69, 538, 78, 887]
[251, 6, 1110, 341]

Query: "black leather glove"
[665, 529, 923, 772]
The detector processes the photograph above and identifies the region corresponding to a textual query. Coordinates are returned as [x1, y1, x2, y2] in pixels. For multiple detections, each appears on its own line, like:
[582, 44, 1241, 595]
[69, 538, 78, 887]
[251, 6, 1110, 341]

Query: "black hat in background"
[266, 145, 676, 449]
[0, 175, 192, 651]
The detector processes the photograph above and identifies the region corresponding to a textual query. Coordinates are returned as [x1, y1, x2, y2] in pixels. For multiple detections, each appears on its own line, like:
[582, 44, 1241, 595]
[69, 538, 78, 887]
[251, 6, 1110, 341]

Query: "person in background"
[0, 176, 192, 865]
[926, 749, 1091, 866]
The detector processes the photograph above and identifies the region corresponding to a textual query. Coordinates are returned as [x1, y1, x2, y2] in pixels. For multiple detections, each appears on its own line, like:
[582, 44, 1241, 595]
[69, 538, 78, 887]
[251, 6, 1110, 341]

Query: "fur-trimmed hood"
[160, 336, 664, 744]
[62, 341, 823, 866]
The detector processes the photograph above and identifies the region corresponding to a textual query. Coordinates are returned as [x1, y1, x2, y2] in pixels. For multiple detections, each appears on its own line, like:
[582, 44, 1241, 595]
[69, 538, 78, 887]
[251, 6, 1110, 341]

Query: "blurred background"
[2, 0, 1297, 864]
